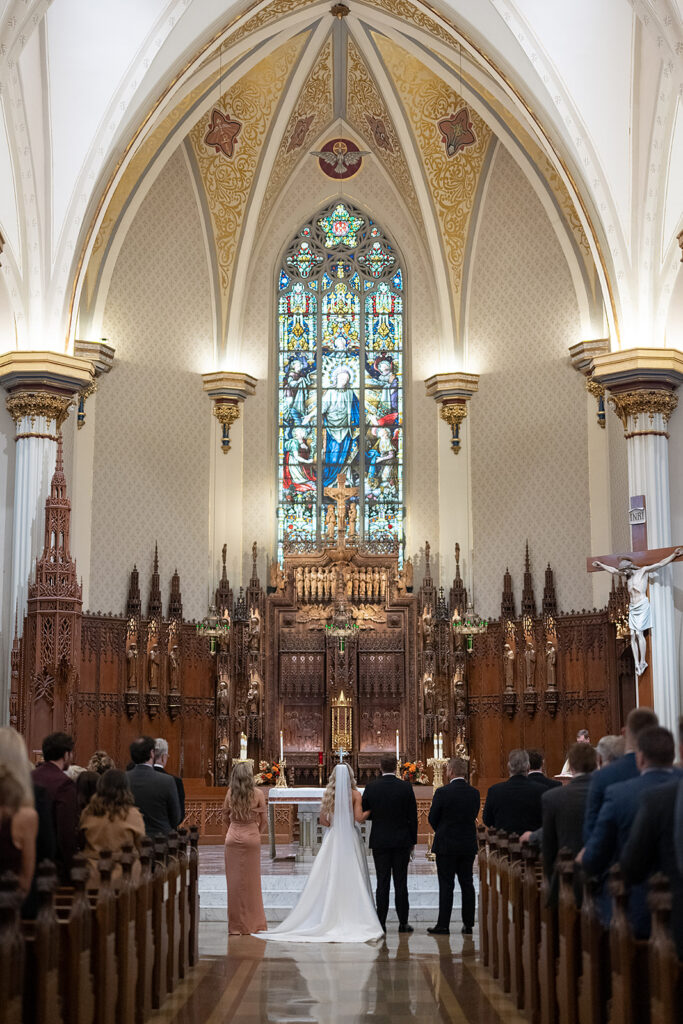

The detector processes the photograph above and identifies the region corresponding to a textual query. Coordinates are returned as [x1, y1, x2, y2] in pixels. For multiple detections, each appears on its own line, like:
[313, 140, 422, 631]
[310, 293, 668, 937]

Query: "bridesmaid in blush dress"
[223, 761, 267, 934]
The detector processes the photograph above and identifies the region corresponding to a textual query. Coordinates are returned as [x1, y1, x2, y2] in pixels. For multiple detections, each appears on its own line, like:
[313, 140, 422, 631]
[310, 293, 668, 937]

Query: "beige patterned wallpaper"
[608, 413, 630, 554]
[468, 146, 593, 616]
[89, 149, 213, 620]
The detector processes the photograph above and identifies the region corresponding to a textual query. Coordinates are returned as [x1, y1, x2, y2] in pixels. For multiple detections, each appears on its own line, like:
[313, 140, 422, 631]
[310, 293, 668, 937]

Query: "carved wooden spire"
[30, 434, 80, 602]
[126, 564, 141, 618]
[521, 541, 536, 617]
[147, 542, 162, 619]
[449, 541, 467, 616]
[168, 569, 183, 621]
[215, 542, 232, 616]
[501, 568, 515, 620]
[542, 563, 557, 618]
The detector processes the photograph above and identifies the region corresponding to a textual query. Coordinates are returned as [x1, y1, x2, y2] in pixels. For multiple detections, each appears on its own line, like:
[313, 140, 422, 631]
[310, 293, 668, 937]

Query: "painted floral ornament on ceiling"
[204, 108, 242, 158]
[437, 108, 476, 157]
[310, 138, 370, 179]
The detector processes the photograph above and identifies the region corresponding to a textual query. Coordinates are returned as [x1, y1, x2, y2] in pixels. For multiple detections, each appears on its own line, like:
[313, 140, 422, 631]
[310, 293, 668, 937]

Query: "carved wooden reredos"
[12, 455, 633, 789]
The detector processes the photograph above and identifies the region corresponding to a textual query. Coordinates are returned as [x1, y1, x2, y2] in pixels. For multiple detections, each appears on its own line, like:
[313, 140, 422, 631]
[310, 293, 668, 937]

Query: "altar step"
[198, 872, 480, 924]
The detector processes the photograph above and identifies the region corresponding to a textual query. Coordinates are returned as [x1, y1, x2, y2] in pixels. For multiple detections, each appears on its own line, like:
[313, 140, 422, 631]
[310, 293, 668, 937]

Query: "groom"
[362, 754, 418, 932]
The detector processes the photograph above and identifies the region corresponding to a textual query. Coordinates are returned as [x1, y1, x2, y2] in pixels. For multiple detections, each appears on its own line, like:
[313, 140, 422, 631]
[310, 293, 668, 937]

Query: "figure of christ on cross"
[588, 495, 682, 680]
[325, 472, 358, 542]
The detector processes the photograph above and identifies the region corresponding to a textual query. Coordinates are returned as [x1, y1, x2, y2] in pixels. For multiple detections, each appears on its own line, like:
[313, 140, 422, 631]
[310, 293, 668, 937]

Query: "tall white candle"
[396, 729, 400, 760]
[280, 730, 284, 762]
[438, 732, 443, 759]
[240, 732, 247, 760]
[433, 733, 438, 759]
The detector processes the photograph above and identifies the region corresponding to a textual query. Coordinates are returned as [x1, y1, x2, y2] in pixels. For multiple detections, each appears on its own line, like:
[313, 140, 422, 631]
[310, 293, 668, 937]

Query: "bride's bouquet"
[254, 760, 282, 785]
[399, 759, 430, 784]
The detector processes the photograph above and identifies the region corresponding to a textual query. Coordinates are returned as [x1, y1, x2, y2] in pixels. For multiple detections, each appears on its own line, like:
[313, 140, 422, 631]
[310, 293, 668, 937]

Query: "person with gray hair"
[153, 738, 185, 822]
[595, 735, 625, 768]
[482, 748, 543, 834]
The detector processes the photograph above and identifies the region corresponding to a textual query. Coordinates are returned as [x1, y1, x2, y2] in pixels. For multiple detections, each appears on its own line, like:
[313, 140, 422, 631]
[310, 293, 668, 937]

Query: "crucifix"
[325, 472, 358, 540]
[587, 495, 682, 701]
[337, 746, 349, 763]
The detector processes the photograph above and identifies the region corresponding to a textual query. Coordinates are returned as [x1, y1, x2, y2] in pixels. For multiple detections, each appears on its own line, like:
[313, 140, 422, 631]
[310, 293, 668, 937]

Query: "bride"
[254, 763, 384, 943]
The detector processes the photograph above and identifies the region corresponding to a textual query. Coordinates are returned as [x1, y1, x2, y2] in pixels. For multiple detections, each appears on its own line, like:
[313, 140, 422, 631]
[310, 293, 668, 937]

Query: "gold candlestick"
[428, 756, 448, 788]
[275, 757, 288, 788]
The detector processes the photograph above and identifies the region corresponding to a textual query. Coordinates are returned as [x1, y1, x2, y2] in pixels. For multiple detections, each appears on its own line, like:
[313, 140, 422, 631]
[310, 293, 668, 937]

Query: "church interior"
[0, 0, 682, 1021]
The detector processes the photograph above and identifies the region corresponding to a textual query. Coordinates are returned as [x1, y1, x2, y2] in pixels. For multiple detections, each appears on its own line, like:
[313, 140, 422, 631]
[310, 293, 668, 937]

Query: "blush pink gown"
[224, 793, 267, 935]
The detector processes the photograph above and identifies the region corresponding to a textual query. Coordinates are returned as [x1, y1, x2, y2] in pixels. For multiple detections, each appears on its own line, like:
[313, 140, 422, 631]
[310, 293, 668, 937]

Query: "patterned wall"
[468, 146, 593, 616]
[608, 413, 630, 553]
[89, 149, 213, 620]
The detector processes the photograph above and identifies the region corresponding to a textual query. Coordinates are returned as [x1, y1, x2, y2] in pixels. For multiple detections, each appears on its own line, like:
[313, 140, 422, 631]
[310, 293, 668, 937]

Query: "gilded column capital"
[608, 389, 678, 436]
[424, 372, 479, 454]
[590, 347, 683, 440]
[0, 350, 95, 436]
[202, 370, 257, 454]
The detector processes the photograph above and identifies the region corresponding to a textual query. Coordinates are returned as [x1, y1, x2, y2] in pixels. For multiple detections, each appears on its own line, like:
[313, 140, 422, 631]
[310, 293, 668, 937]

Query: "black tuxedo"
[153, 765, 186, 821]
[428, 778, 480, 929]
[362, 774, 418, 928]
[529, 771, 562, 792]
[482, 774, 543, 834]
[128, 764, 181, 837]
[540, 772, 593, 904]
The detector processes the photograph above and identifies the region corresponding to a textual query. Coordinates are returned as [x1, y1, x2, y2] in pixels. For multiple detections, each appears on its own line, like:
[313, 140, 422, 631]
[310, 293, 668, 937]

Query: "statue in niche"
[453, 669, 466, 717]
[304, 566, 312, 602]
[422, 605, 434, 647]
[503, 643, 515, 691]
[423, 671, 436, 715]
[169, 644, 180, 692]
[317, 566, 325, 601]
[344, 566, 353, 599]
[295, 566, 304, 602]
[148, 644, 160, 690]
[248, 608, 261, 653]
[216, 743, 228, 785]
[217, 678, 230, 718]
[126, 643, 138, 689]
[269, 561, 286, 593]
[545, 641, 557, 690]
[524, 643, 536, 689]
[347, 501, 358, 540]
[380, 569, 387, 600]
[436, 707, 449, 733]
[403, 557, 413, 590]
[247, 670, 261, 716]
[325, 504, 337, 543]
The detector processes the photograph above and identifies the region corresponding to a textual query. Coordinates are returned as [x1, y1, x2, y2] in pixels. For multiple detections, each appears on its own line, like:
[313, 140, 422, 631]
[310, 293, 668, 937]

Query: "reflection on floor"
[148, 923, 528, 1023]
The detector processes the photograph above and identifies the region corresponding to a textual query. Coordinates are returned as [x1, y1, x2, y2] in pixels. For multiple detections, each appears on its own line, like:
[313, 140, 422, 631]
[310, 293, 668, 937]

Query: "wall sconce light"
[202, 371, 257, 455]
[424, 372, 480, 454]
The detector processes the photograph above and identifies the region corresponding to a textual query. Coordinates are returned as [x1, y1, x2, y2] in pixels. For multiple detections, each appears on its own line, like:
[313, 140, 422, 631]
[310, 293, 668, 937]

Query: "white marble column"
[592, 348, 683, 733]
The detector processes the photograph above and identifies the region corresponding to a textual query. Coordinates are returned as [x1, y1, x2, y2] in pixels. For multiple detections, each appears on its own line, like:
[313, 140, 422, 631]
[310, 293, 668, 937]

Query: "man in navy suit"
[582, 706, 658, 843]
[427, 757, 480, 935]
[579, 725, 678, 935]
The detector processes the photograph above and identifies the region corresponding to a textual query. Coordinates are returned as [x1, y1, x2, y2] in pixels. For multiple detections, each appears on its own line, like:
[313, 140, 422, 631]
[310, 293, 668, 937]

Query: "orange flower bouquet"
[254, 760, 281, 785]
[399, 759, 429, 784]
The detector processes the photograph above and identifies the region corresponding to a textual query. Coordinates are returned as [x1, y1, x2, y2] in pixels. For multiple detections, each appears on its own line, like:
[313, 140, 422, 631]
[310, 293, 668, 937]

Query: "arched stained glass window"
[277, 202, 404, 561]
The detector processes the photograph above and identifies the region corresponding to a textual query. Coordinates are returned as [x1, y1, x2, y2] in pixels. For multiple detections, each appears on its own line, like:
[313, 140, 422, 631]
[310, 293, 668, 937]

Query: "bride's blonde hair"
[228, 761, 256, 822]
[320, 762, 358, 817]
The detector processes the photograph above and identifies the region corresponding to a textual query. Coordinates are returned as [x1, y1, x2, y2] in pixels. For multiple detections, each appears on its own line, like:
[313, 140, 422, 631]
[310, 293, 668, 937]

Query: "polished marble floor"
[148, 923, 527, 1023]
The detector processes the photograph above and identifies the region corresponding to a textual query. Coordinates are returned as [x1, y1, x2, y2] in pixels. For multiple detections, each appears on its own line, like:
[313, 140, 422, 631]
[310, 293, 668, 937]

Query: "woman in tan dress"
[223, 761, 267, 934]
[80, 768, 145, 889]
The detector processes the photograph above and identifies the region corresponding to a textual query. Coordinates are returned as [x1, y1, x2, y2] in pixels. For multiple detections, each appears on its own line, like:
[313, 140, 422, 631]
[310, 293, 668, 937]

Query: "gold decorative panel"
[345, 35, 425, 240]
[188, 32, 309, 332]
[374, 32, 492, 330]
[257, 35, 335, 233]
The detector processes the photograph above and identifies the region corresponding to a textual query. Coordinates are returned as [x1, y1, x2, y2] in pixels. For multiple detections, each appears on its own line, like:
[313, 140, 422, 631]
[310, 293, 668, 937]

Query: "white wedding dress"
[254, 764, 383, 943]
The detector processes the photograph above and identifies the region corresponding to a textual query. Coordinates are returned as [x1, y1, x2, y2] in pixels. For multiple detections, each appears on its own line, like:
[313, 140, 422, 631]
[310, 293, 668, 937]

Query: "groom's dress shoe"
[398, 924, 414, 933]
[461, 926, 473, 935]
[427, 926, 449, 935]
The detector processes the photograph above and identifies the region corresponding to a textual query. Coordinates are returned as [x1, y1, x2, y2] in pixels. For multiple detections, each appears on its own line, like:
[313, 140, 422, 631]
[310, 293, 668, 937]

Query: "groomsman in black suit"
[527, 749, 562, 791]
[427, 757, 481, 935]
[483, 749, 543, 834]
[362, 754, 418, 933]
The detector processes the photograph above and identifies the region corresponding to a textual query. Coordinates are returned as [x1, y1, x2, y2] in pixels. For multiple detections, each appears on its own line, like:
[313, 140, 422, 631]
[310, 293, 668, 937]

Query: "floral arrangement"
[399, 759, 429, 785]
[254, 760, 281, 785]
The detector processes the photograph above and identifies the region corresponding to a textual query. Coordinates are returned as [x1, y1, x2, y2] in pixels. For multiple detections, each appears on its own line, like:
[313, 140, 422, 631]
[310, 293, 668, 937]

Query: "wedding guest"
[80, 769, 145, 888]
[560, 729, 591, 774]
[595, 735, 625, 768]
[223, 762, 267, 935]
[86, 750, 115, 775]
[527, 749, 561, 790]
[427, 757, 480, 935]
[65, 764, 86, 783]
[0, 727, 39, 893]
[127, 736, 181, 836]
[153, 738, 185, 821]
[33, 731, 79, 881]
[76, 771, 99, 815]
[483, 750, 543, 834]
[362, 754, 418, 933]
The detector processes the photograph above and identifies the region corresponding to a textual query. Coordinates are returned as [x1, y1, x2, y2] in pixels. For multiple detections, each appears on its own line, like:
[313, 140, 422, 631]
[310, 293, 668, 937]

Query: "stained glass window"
[277, 202, 404, 560]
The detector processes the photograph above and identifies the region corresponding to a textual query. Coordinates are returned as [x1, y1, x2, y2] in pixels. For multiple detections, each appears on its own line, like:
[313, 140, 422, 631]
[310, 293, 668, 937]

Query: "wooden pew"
[176, 830, 190, 980]
[487, 830, 501, 980]
[165, 832, 181, 995]
[556, 850, 580, 1024]
[607, 865, 649, 1024]
[23, 861, 63, 1024]
[54, 855, 95, 1024]
[151, 838, 169, 1009]
[507, 835, 526, 1010]
[521, 843, 542, 1024]
[476, 825, 489, 967]
[496, 831, 512, 992]
[0, 871, 25, 1024]
[188, 826, 200, 967]
[135, 838, 155, 1024]
[538, 878, 558, 1024]
[577, 874, 608, 1024]
[647, 873, 682, 1022]
[114, 846, 138, 1024]
[90, 851, 118, 1024]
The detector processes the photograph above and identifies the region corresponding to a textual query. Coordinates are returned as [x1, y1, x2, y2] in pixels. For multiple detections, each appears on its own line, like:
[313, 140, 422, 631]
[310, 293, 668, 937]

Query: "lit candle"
[438, 732, 443, 759]
[240, 732, 247, 760]
[433, 733, 438, 759]
[280, 730, 284, 762]
[396, 729, 400, 760]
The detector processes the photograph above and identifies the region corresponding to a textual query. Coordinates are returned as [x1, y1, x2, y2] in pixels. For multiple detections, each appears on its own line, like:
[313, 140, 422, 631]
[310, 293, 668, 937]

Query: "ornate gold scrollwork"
[76, 380, 98, 429]
[6, 391, 72, 430]
[585, 376, 606, 428]
[331, 690, 352, 751]
[213, 401, 241, 453]
[440, 401, 468, 454]
[608, 389, 678, 437]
